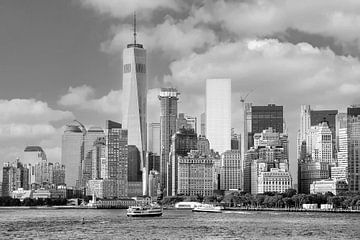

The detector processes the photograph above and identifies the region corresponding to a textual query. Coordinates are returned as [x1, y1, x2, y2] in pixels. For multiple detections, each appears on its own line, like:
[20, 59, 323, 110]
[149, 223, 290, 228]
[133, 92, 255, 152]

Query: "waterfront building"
[105, 120, 128, 197]
[2, 159, 29, 196]
[92, 137, 106, 180]
[148, 170, 160, 198]
[122, 15, 147, 195]
[310, 179, 348, 195]
[61, 122, 85, 187]
[159, 88, 179, 195]
[177, 150, 214, 197]
[257, 168, 292, 194]
[23, 146, 47, 185]
[206, 78, 231, 154]
[170, 128, 197, 196]
[220, 150, 242, 190]
[148, 123, 160, 155]
[87, 179, 119, 199]
[82, 127, 104, 188]
[298, 161, 330, 194]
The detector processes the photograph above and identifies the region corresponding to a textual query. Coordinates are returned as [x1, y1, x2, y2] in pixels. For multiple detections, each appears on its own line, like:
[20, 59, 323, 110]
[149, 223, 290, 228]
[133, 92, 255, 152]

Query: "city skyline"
[1, 0, 360, 186]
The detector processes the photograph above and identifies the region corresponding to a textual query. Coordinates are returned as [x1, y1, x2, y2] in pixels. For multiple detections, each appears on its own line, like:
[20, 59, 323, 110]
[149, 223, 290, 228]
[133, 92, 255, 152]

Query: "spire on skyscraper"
[133, 11, 137, 45]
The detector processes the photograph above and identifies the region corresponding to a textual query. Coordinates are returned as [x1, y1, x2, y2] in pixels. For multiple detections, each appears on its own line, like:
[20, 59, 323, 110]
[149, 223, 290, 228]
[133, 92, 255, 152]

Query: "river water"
[0, 208, 359, 239]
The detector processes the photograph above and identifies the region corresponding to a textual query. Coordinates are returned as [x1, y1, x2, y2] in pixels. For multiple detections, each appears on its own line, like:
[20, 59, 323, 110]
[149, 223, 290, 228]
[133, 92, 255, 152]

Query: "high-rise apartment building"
[159, 88, 179, 195]
[206, 78, 231, 154]
[122, 16, 147, 194]
[61, 122, 85, 187]
[105, 120, 128, 197]
[2, 159, 29, 196]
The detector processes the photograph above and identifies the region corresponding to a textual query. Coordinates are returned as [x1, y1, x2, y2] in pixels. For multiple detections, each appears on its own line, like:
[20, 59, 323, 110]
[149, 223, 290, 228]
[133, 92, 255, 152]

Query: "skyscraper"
[250, 104, 283, 135]
[148, 123, 160, 156]
[159, 88, 179, 195]
[206, 78, 231, 154]
[347, 106, 360, 191]
[23, 146, 47, 186]
[82, 127, 104, 187]
[61, 122, 85, 187]
[122, 14, 147, 195]
[105, 120, 128, 197]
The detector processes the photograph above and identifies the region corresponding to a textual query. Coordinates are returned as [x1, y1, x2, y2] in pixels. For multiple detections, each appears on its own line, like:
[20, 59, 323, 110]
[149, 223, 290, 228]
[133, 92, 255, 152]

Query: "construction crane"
[240, 89, 254, 103]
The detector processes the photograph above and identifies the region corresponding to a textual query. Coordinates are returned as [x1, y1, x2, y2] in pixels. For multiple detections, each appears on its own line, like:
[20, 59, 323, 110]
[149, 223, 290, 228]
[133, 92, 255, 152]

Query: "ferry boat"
[127, 204, 163, 217]
[192, 204, 224, 213]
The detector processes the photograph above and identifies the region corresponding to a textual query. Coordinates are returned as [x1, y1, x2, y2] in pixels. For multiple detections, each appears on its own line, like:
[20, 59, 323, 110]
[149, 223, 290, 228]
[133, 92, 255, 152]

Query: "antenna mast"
[133, 11, 137, 45]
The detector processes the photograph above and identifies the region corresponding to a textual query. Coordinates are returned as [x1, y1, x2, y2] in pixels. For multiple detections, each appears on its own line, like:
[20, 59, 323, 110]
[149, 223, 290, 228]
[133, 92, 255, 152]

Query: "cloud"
[0, 99, 73, 124]
[101, 16, 218, 59]
[58, 85, 122, 114]
[79, 0, 182, 19]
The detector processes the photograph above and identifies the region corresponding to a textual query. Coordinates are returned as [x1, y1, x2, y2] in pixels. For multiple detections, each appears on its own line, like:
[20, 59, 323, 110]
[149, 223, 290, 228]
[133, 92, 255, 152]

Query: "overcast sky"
[1, 0, 360, 181]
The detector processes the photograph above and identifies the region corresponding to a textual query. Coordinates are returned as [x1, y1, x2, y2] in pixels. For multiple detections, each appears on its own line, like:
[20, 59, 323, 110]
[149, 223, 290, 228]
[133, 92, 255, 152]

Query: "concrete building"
[105, 120, 128, 197]
[148, 170, 160, 198]
[257, 168, 292, 194]
[128, 145, 142, 196]
[220, 150, 242, 191]
[177, 150, 214, 197]
[92, 137, 106, 180]
[170, 128, 197, 196]
[159, 88, 179, 195]
[177, 113, 197, 133]
[310, 179, 348, 195]
[23, 146, 47, 185]
[311, 122, 333, 163]
[122, 16, 147, 195]
[61, 122, 85, 187]
[2, 159, 29, 196]
[347, 110, 360, 191]
[197, 136, 211, 156]
[148, 123, 160, 155]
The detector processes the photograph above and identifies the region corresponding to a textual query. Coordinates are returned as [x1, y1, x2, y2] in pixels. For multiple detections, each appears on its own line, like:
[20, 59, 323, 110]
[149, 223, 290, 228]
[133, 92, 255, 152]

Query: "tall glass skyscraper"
[122, 16, 147, 194]
[61, 122, 85, 187]
[206, 78, 231, 154]
[159, 88, 179, 195]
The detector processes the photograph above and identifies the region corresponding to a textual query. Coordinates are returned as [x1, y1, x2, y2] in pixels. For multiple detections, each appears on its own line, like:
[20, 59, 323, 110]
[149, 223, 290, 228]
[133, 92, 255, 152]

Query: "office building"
[311, 122, 333, 163]
[298, 161, 330, 194]
[177, 113, 197, 133]
[148, 170, 160, 198]
[122, 16, 147, 195]
[148, 123, 160, 155]
[200, 112, 206, 136]
[61, 122, 85, 187]
[251, 104, 283, 135]
[197, 136, 211, 156]
[347, 107, 360, 191]
[170, 128, 197, 196]
[159, 88, 179, 195]
[256, 168, 292, 194]
[220, 150, 242, 190]
[206, 78, 231, 154]
[92, 137, 106, 180]
[177, 150, 214, 197]
[81, 127, 104, 188]
[2, 159, 29, 196]
[310, 179, 348, 195]
[23, 146, 47, 185]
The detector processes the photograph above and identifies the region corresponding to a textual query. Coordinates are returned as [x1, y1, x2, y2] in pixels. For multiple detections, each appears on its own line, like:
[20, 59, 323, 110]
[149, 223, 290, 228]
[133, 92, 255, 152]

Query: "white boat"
[174, 202, 202, 210]
[127, 204, 163, 217]
[192, 204, 224, 213]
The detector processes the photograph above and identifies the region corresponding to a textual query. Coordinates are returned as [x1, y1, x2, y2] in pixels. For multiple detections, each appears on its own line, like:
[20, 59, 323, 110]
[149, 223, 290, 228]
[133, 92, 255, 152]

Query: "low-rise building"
[310, 179, 348, 195]
[257, 168, 292, 194]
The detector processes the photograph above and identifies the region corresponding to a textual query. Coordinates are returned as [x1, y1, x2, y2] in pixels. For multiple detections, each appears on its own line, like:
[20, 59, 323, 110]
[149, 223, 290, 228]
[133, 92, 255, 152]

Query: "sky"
[1, 0, 360, 182]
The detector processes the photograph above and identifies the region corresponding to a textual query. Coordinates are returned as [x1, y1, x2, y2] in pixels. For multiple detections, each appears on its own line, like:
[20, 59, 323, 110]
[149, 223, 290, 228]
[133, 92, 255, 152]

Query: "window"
[124, 64, 131, 73]
[136, 63, 146, 73]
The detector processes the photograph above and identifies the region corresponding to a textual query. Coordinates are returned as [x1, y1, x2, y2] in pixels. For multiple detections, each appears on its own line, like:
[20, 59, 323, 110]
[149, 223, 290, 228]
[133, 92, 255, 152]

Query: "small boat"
[192, 204, 224, 213]
[127, 204, 163, 217]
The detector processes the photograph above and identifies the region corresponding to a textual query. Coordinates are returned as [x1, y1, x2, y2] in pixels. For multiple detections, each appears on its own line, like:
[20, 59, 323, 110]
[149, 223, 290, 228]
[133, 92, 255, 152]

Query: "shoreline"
[223, 207, 360, 213]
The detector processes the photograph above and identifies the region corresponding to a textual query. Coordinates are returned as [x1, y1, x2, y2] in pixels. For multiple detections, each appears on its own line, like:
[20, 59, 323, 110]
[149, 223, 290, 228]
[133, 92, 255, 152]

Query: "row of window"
[123, 63, 146, 73]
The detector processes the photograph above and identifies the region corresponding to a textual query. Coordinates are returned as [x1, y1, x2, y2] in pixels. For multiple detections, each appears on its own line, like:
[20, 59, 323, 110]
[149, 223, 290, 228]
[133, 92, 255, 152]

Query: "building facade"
[206, 78, 231, 154]
[220, 150, 242, 191]
[159, 88, 179, 195]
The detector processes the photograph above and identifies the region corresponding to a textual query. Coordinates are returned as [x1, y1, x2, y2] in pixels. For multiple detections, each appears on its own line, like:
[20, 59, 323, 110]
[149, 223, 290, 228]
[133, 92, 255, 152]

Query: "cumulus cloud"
[58, 85, 122, 114]
[101, 16, 218, 58]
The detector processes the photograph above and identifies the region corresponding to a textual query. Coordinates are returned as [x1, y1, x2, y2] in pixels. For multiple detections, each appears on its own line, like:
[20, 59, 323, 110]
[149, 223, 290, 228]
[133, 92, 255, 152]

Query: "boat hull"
[127, 211, 163, 217]
[192, 209, 222, 213]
